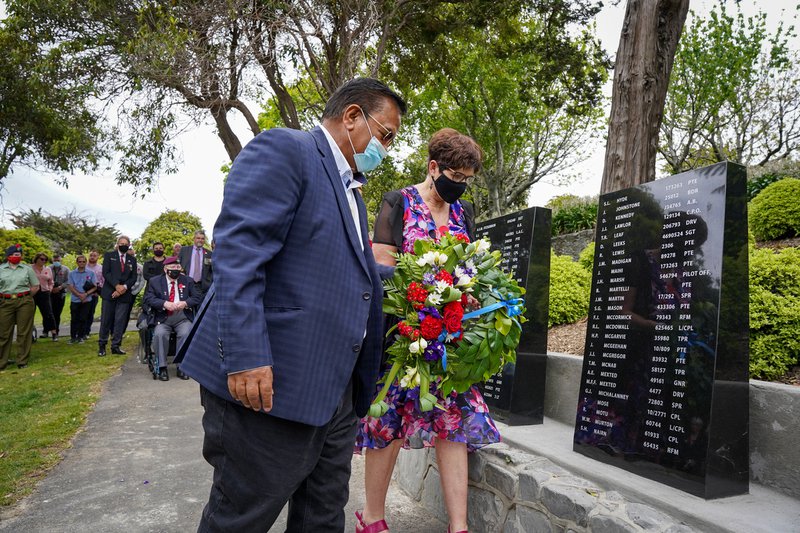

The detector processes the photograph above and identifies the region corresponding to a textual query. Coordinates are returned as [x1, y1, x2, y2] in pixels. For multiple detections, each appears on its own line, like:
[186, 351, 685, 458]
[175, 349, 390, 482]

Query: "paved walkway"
[0, 353, 446, 532]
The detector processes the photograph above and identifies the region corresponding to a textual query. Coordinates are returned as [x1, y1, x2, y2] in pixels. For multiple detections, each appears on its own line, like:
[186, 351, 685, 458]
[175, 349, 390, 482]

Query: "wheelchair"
[136, 305, 177, 380]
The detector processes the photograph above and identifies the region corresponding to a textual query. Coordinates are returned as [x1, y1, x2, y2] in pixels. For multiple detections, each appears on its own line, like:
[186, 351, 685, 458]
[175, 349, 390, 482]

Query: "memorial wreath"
[368, 228, 527, 417]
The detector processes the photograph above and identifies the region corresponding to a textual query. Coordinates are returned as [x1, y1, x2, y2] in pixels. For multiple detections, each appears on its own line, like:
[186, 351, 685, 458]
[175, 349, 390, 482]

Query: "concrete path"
[0, 355, 446, 532]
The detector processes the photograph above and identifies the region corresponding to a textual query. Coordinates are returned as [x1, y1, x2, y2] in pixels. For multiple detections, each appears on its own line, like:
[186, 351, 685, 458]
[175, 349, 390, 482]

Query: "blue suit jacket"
[179, 126, 388, 426]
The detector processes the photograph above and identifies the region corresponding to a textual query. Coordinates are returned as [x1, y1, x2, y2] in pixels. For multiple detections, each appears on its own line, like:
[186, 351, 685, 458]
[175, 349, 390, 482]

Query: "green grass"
[0, 332, 136, 506]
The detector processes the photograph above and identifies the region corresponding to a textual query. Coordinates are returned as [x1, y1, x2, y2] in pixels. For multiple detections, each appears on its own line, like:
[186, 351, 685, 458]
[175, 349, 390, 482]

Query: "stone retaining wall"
[396, 444, 693, 533]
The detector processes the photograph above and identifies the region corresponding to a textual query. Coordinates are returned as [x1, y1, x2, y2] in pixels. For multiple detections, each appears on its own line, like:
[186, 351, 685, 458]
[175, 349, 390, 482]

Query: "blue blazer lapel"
[310, 126, 369, 276]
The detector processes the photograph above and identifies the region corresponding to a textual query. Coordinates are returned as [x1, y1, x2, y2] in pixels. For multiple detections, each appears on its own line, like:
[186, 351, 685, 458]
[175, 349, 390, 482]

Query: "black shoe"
[98, 346, 106, 357]
[111, 348, 126, 355]
[158, 368, 169, 381]
[17, 364, 27, 369]
[176, 368, 190, 380]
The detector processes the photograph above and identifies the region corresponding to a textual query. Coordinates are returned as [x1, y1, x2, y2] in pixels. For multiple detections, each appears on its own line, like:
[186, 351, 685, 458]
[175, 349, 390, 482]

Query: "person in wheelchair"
[142, 256, 201, 381]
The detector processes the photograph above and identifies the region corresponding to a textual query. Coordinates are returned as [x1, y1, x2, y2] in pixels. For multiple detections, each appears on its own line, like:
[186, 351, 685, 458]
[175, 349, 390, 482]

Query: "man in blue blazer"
[178, 78, 406, 532]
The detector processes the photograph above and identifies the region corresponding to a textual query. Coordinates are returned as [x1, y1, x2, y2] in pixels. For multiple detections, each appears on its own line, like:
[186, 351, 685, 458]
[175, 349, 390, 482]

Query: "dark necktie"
[120, 254, 125, 272]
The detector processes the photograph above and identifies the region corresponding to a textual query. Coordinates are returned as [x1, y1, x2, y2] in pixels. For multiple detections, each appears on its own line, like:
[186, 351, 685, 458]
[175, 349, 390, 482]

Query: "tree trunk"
[601, 0, 690, 194]
[210, 106, 243, 161]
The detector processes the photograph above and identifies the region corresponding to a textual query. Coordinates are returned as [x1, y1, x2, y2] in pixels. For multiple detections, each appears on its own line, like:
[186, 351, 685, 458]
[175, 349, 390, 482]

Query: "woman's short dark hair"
[428, 128, 483, 172]
[322, 78, 407, 119]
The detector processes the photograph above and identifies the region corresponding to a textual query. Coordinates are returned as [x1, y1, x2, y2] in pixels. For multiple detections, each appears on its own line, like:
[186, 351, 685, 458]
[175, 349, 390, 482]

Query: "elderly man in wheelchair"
[141, 257, 201, 381]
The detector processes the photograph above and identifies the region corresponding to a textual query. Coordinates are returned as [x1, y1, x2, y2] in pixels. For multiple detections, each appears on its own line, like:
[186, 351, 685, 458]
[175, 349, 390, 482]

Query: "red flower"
[438, 226, 450, 236]
[455, 233, 470, 243]
[443, 314, 462, 333]
[443, 300, 464, 321]
[398, 321, 415, 338]
[435, 270, 453, 286]
[420, 315, 444, 340]
[406, 282, 428, 304]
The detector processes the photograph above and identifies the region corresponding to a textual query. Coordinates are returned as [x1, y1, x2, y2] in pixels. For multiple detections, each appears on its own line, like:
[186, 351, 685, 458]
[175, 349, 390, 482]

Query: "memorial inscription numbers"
[573, 162, 749, 499]
[476, 207, 551, 425]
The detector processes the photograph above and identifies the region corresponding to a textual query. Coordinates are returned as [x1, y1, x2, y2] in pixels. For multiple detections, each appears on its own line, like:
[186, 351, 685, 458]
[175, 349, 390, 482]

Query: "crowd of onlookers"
[0, 230, 213, 377]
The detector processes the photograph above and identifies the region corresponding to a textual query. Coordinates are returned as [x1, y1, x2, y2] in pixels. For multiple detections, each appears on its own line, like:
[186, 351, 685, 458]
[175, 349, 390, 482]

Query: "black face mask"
[153, 250, 164, 257]
[434, 174, 468, 204]
[167, 269, 181, 279]
[118, 245, 129, 253]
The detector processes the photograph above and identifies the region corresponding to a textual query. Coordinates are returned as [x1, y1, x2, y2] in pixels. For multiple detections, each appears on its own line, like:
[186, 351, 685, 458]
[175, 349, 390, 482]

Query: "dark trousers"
[33, 290, 56, 334]
[86, 295, 99, 336]
[70, 301, 92, 340]
[51, 293, 66, 335]
[198, 381, 357, 533]
[98, 297, 129, 349]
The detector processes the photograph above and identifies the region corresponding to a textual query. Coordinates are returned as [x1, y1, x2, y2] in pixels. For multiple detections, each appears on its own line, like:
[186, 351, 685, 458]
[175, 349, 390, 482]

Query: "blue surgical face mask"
[52, 261, 61, 268]
[347, 109, 388, 173]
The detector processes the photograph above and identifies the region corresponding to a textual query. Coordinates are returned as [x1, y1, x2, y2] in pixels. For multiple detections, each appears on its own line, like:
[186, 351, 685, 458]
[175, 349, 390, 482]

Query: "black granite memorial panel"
[573, 162, 749, 499]
[476, 207, 551, 425]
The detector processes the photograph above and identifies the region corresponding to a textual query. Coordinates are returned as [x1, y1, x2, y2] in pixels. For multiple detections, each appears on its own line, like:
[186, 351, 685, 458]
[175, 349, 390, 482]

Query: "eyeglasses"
[441, 166, 476, 185]
[366, 113, 396, 145]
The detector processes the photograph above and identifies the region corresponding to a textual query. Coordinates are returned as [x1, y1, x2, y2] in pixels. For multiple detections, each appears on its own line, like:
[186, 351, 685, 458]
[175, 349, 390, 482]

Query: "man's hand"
[115, 284, 127, 294]
[163, 301, 176, 312]
[227, 366, 274, 412]
[78, 292, 87, 303]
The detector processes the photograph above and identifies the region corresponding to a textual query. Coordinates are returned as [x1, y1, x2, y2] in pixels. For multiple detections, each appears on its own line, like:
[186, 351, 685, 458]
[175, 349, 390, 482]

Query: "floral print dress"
[355, 186, 501, 452]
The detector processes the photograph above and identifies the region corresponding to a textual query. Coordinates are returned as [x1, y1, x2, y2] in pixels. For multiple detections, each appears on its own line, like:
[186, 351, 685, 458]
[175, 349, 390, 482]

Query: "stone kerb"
[395, 444, 693, 533]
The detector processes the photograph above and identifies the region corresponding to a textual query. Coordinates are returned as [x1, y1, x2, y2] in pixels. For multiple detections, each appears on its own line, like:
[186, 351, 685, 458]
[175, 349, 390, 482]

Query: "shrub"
[548, 252, 591, 327]
[547, 195, 598, 236]
[578, 241, 595, 271]
[749, 178, 800, 241]
[749, 246, 800, 380]
[747, 174, 797, 201]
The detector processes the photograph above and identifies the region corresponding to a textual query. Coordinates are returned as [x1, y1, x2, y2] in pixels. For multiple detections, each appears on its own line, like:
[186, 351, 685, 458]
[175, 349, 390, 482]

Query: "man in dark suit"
[178, 78, 405, 532]
[98, 235, 136, 356]
[178, 230, 212, 299]
[143, 256, 201, 381]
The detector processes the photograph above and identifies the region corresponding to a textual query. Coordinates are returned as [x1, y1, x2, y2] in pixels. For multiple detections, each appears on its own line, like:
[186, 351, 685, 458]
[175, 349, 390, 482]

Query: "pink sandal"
[355, 510, 389, 533]
[447, 527, 468, 533]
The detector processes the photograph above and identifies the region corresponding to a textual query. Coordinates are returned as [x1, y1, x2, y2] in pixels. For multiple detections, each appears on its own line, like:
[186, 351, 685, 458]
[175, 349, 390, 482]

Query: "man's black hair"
[322, 78, 407, 119]
[152, 242, 164, 248]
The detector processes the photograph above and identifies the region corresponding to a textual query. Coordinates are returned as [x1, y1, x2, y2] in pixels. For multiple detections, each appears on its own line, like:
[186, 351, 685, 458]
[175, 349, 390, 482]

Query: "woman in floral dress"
[355, 128, 499, 533]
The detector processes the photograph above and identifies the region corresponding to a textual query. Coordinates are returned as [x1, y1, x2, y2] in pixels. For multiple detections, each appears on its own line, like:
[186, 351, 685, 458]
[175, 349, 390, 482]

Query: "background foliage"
[548, 251, 591, 327]
[748, 178, 800, 241]
[0, 228, 50, 263]
[133, 210, 205, 261]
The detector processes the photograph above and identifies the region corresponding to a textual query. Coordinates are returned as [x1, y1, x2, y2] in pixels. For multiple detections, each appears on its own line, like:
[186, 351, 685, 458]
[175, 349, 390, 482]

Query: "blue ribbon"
[432, 293, 526, 372]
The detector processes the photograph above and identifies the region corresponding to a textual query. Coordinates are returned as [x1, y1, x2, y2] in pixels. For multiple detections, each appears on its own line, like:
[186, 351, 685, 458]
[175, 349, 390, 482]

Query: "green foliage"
[548, 195, 598, 235]
[135, 210, 204, 261]
[387, 7, 609, 219]
[660, 3, 800, 172]
[578, 241, 595, 271]
[548, 252, 591, 327]
[748, 178, 800, 241]
[749, 247, 800, 379]
[0, 13, 104, 180]
[747, 173, 795, 201]
[10, 208, 119, 257]
[0, 227, 50, 263]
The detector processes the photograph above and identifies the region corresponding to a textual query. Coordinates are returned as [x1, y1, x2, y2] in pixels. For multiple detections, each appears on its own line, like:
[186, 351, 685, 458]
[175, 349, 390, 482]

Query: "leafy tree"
[0, 14, 104, 182]
[660, 3, 800, 174]
[0, 227, 50, 263]
[601, 0, 690, 193]
[6, 0, 523, 190]
[387, 5, 609, 218]
[10, 208, 119, 256]
[135, 210, 205, 261]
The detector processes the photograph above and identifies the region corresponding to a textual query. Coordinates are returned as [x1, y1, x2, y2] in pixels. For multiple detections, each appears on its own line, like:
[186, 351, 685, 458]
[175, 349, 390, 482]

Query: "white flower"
[416, 251, 448, 267]
[409, 338, 428, 354]
[453, 266, 472, 287]
[474, 239, 491, 255]
[434, 280, 451, 293]
[426, 293, 443, 306]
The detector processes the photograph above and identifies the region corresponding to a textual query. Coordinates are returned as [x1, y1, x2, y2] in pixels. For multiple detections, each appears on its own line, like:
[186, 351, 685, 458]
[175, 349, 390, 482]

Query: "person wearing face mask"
[143, 256, 200, 381]
[49, 253, 70, 341]
[354, 128, 495, 533]
[0, 244, 40, 370]
[98, 236, 137, 356]
[143, 242, 168, 281]
[177, 78, 404, 532]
